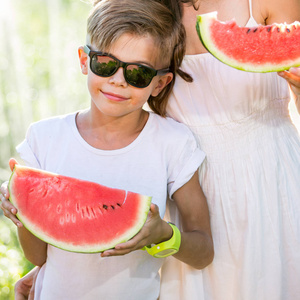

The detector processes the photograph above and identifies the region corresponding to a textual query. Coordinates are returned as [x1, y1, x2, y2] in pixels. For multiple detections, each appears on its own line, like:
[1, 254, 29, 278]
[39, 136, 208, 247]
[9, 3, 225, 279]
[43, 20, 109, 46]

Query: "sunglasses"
[83, 45, 170, 88]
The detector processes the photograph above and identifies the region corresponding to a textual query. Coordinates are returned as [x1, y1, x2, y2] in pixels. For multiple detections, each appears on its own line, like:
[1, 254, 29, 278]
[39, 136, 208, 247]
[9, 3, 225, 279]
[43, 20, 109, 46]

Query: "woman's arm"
[259, 0, 300, 113]
[14, 266, 40, 300]
[278, 68, 300, 114]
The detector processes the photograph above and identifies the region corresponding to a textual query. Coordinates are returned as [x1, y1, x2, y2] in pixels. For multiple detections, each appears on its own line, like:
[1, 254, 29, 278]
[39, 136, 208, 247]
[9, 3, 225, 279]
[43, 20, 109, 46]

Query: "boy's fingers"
[0, 185, 10, 201]
[0, 197, 22, 227]
[0, 197, 13, 211]
[9, 215, 22, 227]
[3, 209, 22, 227]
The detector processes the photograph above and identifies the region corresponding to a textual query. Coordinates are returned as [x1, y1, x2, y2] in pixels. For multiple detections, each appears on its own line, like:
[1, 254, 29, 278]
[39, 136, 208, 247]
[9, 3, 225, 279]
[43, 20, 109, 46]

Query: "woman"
[159, 0, 300, 299]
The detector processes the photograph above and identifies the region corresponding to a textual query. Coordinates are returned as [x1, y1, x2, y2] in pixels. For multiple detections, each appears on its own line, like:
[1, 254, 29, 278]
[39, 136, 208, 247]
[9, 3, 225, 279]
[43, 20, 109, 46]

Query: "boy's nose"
[108, 67, 127, 87]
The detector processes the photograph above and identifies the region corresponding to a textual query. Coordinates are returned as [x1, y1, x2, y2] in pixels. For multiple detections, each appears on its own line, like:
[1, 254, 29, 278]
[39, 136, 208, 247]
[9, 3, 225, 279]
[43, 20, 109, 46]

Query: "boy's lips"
[102, 91, 129, 102]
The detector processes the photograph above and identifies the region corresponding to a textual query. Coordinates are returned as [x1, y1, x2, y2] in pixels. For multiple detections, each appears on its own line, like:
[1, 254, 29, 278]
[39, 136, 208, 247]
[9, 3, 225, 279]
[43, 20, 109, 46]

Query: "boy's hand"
[0, 158, 23, 227]
[101, 203, 172, 257]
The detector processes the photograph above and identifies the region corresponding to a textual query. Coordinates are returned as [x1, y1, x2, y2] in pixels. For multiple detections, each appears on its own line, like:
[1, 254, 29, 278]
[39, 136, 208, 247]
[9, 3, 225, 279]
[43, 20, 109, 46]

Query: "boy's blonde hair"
[87, 0, 190, 116]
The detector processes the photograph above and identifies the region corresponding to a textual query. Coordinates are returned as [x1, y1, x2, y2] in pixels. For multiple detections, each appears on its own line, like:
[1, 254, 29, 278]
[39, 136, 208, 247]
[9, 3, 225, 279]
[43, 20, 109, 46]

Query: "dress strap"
[248, 0, 253, 18]
[245, 0, 258, 26]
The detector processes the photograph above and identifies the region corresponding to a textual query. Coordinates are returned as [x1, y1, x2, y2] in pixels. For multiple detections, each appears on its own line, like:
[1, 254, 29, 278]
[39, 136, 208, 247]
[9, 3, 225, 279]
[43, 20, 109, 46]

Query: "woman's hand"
[278, 67, 300, 112]
[14, 266, 40, 300]
[101, 203, 172, 257]
[0, 158, 22, 227]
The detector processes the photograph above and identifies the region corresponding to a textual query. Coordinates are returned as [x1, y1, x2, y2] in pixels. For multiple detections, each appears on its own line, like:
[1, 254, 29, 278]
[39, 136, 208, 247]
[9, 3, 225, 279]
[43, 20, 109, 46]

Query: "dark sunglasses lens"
[125, 65, 156, 88]
[91, 55, 118, 77]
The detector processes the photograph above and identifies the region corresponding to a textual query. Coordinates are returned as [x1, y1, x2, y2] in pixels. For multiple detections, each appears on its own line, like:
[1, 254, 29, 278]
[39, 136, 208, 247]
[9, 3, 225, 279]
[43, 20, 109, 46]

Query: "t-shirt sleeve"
[16, 125, 41, 169]
[167, 126, 205, 199]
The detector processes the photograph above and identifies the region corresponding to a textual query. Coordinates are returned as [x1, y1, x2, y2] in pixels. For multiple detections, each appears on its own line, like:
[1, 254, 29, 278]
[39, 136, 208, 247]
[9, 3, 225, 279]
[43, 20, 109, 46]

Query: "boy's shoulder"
[150, 112, 194, 138]
[28, 111, 76, 131]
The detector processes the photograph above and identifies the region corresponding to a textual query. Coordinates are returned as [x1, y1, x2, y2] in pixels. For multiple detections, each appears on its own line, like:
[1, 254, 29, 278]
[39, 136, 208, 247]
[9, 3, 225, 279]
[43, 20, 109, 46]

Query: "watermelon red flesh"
[8, 165, 152, 253]
[196, 11, 300, 72]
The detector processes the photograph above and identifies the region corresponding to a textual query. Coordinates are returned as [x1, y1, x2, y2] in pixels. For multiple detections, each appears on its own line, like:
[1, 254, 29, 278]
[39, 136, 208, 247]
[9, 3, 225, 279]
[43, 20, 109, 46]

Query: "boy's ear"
[78, 46, 88, 75]
[151, 72, 173, 97]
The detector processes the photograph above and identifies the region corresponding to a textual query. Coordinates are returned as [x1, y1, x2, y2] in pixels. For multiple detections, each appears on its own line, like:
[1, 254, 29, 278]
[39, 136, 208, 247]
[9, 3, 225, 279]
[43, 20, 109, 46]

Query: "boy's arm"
[18, 227, 47, 267]
[1, 182, 47, 266]
[0, 159, 24, 227]
[101, 171, 214, 270]
[0, 181, 22, 227]
[1, 158, 47, 267]
[172, 171, 214, 269]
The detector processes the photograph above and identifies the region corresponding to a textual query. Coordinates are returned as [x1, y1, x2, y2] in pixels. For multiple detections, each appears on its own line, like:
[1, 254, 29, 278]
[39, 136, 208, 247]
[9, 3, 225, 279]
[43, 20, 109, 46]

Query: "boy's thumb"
[9, 158, 18, 172]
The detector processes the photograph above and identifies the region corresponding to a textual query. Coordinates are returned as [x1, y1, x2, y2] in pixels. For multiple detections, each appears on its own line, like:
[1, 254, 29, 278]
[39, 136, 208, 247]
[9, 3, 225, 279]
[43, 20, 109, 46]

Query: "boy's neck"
[75, 109, 149, 150]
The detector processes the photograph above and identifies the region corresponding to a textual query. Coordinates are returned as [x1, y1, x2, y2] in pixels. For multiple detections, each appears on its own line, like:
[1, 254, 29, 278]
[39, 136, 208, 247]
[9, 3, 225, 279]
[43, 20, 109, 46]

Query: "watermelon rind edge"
[196, 11, 300, 73]
[8, 165, 152, 253]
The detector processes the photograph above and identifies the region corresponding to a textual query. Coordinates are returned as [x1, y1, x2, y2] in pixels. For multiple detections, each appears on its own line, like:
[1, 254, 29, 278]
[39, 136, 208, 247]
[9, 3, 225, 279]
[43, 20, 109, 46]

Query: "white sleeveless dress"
[159, 3, 300, 300]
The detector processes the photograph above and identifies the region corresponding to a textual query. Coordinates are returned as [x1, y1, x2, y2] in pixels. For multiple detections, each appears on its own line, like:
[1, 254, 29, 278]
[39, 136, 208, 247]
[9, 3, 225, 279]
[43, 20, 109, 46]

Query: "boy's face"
[78, 33, 173, 119]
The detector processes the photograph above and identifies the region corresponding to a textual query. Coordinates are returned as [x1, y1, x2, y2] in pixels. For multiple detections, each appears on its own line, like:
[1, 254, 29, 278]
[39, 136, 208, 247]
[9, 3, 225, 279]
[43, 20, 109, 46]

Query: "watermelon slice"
[8, 165, 152, 253]
[196, 11, 300, 72]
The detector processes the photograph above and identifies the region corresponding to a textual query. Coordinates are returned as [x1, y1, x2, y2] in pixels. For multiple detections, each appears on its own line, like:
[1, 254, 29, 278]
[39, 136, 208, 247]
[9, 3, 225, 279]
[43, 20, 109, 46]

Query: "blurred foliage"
[0, 0, 90, 298]
[0, 213, 34, 300]
[0, 0, 91, 181]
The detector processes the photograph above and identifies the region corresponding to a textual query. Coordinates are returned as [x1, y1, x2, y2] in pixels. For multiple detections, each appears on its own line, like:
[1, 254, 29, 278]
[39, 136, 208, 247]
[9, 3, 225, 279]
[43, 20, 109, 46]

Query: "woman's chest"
[183, 0, 265, 55]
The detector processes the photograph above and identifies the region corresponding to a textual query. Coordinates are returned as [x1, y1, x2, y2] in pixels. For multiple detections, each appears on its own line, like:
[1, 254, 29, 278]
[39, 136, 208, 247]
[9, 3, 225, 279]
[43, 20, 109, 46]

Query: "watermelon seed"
[90, 207, 96, 218]
[42, 189, 48, 198]
[267, 27, 271, 32]
[253, 28, 258, 33]
[277, 28, 280, 32]
[111, 205, 115, 210]
[46, 203, 52, 211]
[65, 213, 70, 222]
[117, 203, 121, 207]
[247, 29, 251, 33]
[85, 206, 91, 218]
[56, 204, 62, 214]
[287, 28, 290, 33]
[71, 214, 76, 223]
[103, 205, 108, 210]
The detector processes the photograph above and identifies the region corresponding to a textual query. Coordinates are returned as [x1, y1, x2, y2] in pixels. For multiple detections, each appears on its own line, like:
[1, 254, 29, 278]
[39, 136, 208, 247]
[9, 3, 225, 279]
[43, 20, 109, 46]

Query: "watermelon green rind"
[8, 165, 152, 253]
[196, 11, 300, 73]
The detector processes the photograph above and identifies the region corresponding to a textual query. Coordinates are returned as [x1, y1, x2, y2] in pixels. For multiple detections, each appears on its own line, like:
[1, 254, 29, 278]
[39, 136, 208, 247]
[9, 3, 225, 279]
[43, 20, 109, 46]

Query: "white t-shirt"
[17, 111, 205, 300]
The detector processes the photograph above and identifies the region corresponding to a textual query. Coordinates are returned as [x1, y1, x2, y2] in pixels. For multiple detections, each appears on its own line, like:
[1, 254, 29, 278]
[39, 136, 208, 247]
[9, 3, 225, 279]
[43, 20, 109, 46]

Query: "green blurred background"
[0, 0, 90, 298]
[0, 0, 300, 299]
